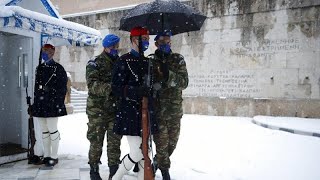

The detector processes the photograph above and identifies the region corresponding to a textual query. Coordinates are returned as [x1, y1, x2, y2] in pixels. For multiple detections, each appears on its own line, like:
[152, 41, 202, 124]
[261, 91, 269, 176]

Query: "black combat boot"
[152, 157, 158, 173]
[161, 169, 171, 180]
[108, 164, 119, 180]
[90, 164, 102, 180]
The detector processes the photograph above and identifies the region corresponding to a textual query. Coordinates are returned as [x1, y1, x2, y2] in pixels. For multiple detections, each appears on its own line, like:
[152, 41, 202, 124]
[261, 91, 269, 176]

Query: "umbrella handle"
[161, 13, 164, 32]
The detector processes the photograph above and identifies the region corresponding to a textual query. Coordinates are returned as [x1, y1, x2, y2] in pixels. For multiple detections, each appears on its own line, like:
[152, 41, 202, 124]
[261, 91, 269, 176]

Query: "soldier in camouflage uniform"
[150, 31, 189, 180]
[86, 34, 122, 180]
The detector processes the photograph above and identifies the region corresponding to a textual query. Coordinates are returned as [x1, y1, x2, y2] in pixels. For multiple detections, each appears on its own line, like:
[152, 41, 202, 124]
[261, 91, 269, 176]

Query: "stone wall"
[183, 97, 320, 117]
[56, 0, 320, 117]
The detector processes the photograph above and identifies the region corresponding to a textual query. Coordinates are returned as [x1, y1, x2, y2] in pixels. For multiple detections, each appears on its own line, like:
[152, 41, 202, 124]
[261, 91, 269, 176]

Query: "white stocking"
[47, 117, 59, 159]
[112, 136, 143, 180]
[137, 159, 144, 180]
[38, 118, 51, 157]
[112, 154, 135, 180]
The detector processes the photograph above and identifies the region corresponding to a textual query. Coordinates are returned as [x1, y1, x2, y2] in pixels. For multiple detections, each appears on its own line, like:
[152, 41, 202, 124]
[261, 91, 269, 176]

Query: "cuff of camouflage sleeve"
[166, 70, 177, 87]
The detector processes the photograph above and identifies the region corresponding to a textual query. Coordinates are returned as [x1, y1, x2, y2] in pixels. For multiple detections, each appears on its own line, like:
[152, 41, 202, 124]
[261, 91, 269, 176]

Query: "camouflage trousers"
[87, 113, 122, 167]
[153, 105, 183, 170]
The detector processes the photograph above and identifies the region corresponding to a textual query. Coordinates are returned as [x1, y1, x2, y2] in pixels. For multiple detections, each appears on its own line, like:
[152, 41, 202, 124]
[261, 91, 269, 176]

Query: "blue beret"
[154, 31, 172, 41]
[102, 34, 120, 48]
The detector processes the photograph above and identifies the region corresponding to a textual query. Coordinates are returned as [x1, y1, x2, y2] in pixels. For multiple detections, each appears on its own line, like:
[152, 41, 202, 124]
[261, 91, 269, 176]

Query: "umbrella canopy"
[0, 6, 101, 46]
[120, 0, 207, 35]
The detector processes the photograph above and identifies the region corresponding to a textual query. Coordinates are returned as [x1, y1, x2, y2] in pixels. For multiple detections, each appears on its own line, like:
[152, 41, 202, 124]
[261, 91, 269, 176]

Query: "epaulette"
[172, 53, 185, 65]
[148, 53, 163, 63]
[86, 59, 98, 68]
[148, 54, 155, 59]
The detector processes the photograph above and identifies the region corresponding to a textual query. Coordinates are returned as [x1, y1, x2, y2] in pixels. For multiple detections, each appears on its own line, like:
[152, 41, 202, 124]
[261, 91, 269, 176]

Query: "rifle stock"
[26, 88, 36, 163]
[141, 96, 154, 180]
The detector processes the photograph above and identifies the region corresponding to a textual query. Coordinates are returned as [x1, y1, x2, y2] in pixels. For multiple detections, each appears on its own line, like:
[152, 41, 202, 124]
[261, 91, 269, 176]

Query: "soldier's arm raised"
[166, 54, 189, 90]
[86, 60, 111, 97]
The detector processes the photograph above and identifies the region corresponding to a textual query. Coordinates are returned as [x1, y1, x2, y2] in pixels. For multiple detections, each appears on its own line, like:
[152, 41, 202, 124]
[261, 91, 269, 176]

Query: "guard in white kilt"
[32, 44, 67, 167]
[111, 27, 158, 180]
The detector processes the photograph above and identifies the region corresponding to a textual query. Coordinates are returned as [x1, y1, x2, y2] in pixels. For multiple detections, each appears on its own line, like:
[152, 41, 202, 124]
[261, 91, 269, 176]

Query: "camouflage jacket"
[86, 51, 117, 114]
[150, 50, 189, 104]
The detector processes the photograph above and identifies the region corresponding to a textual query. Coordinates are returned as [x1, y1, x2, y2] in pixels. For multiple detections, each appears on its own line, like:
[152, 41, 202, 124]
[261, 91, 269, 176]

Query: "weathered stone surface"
[183, 97, 320, 118]
[57, 0, 320, 117]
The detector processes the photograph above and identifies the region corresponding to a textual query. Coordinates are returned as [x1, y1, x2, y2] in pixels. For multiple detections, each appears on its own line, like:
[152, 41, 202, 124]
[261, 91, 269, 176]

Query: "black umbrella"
[120, 0, 207, 35]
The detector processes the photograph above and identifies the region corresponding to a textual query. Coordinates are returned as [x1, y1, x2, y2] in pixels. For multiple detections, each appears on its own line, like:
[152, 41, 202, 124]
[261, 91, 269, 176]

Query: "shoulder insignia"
[178, 54, 184, 60]
[148, 54, 155, 59]
[172, 53, 185, 65]
[179, 59, 186, 65]
[87, 59, 97, 67]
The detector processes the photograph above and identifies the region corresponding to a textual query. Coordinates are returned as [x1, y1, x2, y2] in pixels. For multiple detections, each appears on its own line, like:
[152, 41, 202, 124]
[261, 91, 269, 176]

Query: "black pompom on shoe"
[45, 158, 58, 167]
[133, 163, 139, 172]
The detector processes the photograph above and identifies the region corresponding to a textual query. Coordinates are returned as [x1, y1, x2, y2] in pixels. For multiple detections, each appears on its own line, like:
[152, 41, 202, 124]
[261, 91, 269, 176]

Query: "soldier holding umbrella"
[149, 30, 189, 179]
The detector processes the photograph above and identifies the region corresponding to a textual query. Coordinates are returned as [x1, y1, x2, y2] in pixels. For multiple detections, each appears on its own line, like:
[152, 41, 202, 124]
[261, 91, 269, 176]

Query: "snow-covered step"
[71, 100, 87, 103]
[73, 107, 86, 113]
[70, 89, 88, 113]
[70, 94, 88, 97]
[71, 98, 87, 101]
[74, 108, 86, 111]
[71, 96, 88, 99]
[73, 109, 86, 113]
[72, 105, 86, 109]
[71, 99, 87, 103]
[74, 107, 86, 110]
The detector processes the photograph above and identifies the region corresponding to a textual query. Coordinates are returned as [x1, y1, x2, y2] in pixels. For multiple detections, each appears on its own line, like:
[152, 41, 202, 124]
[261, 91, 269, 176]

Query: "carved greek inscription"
[184, 70, 261, 98]
[230, 38, 300, 59]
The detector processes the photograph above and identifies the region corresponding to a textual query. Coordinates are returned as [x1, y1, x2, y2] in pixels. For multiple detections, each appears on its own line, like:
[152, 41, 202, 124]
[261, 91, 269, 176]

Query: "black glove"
[160, 62, 169, 81]
[135, 86, 151, 97]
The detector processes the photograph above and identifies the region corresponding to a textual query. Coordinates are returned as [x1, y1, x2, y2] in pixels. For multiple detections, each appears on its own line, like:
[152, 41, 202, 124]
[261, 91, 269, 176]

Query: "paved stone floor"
[0, 154, 155, 180]
[0, 154, 113, 180]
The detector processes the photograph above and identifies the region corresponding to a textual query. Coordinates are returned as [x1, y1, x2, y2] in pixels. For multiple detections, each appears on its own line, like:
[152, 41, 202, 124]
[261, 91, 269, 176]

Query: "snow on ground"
[58, 113, 320, 180]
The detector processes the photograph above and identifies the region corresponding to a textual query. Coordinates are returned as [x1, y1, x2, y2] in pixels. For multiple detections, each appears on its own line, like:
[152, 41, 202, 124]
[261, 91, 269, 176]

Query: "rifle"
[26, 88, 36, 164]
[26, 48, 42, 164]
[139, 35, 155, 180]
[141, 97, 154, 179]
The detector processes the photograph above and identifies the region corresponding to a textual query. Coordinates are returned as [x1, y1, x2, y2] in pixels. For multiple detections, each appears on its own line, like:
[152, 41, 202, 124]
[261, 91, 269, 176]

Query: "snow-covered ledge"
[183, 97, 320, 118]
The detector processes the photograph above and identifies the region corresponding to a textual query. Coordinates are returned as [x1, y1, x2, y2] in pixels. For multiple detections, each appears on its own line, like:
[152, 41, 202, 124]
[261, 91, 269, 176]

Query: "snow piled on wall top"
[0, 6, 101, 45]
[0, 6, 14, 17]
[1, 6, 100, 37]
